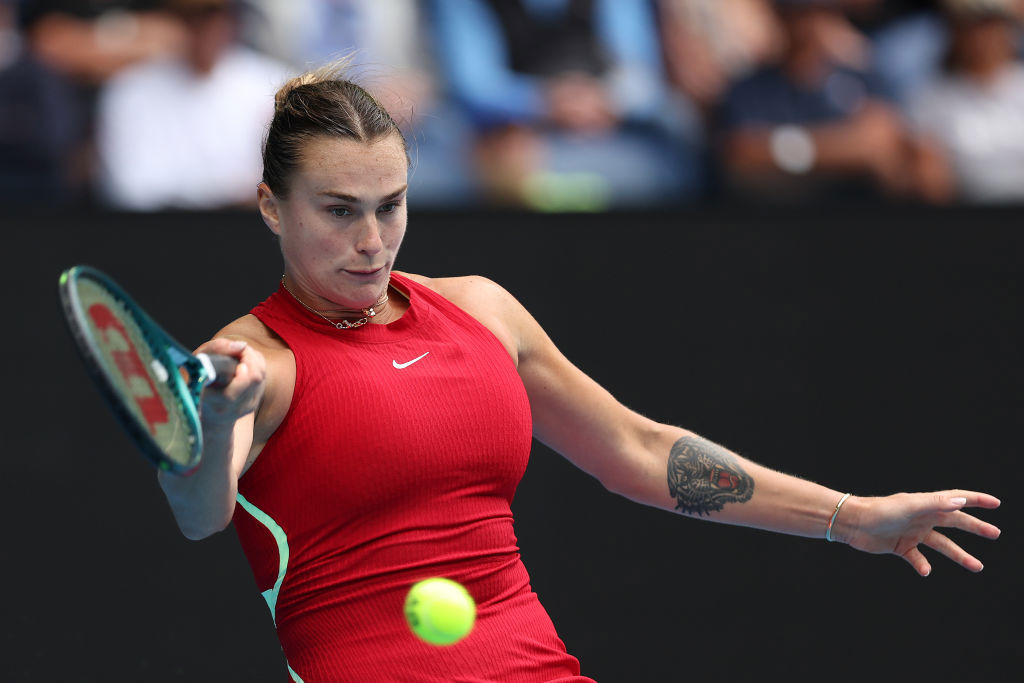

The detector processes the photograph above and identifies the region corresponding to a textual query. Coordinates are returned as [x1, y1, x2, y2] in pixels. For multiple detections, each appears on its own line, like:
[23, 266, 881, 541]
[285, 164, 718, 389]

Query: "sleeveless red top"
[232, 273, 594, 682]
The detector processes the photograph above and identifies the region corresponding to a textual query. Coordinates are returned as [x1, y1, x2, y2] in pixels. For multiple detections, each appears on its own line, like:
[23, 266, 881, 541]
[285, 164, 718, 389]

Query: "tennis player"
[157, 63, 1001, 683]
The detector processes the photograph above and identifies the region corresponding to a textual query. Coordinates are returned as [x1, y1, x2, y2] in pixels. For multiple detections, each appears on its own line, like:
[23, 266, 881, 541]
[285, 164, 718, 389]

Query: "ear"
[257, 183, 282, 236]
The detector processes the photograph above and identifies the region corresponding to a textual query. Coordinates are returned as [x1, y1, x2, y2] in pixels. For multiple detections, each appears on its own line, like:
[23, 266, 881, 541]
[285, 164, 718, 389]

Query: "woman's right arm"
[157, 337, 267, 540]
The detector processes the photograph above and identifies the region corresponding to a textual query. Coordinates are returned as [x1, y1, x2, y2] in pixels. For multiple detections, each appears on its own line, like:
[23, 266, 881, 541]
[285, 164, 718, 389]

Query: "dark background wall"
[3, 207, 1019, 682]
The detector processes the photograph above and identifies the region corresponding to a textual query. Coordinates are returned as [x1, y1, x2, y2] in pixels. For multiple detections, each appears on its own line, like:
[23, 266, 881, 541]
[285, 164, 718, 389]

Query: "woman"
[157, 64, 1001, 682]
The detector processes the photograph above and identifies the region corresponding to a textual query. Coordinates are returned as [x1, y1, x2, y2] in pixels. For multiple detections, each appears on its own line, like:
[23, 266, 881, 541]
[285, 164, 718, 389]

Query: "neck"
[280, 275, 392, 329]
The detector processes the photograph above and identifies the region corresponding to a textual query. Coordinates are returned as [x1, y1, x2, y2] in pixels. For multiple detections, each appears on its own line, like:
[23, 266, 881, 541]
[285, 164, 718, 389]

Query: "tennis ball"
[404, 577, 476, 646]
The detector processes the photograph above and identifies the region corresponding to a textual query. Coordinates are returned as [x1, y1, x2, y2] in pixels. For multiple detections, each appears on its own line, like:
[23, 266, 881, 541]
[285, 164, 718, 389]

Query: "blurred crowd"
[2, 0, 1023, 211]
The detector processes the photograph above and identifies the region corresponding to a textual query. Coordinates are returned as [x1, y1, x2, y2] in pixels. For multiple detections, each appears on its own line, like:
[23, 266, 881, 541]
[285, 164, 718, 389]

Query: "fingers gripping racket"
[59, 266, 238, 475]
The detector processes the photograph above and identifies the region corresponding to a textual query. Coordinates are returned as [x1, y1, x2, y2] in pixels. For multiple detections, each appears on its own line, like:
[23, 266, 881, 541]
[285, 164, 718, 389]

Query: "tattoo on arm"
[667, 436, 754, 516]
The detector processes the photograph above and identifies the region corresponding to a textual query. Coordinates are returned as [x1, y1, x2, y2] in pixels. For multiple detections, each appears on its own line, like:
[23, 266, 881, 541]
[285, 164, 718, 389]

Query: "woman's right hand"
[195, 337, 267, 429]
[159, 337, 268, 539]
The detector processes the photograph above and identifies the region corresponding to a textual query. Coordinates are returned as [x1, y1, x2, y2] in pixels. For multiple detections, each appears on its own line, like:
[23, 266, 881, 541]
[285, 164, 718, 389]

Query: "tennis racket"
[58, 265, 238, 475]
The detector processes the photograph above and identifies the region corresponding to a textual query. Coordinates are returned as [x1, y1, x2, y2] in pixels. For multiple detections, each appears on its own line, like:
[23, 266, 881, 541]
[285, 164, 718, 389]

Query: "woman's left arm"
[502, 285, 1001, 577]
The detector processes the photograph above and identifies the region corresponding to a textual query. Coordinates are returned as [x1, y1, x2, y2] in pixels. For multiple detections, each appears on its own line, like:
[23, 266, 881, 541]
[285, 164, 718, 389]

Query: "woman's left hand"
[834, 491, 1001, 576]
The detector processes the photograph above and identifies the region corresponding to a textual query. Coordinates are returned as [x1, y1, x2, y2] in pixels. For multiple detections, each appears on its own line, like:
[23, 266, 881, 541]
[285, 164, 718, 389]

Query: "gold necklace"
[280, 275, 389, 330]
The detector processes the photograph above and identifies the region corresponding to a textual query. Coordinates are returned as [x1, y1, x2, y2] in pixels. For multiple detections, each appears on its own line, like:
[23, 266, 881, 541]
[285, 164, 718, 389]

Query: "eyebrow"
[317, 185, 408, 203]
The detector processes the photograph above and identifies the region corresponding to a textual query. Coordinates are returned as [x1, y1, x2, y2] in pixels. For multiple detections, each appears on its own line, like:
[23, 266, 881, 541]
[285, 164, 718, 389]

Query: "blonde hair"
[263, 59, 408, 197]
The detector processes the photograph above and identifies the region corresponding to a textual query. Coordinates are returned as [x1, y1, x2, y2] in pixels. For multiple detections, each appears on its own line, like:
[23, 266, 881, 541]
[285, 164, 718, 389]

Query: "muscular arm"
[448, 277, 845, 537]
[659, 432, 847, 538]
[667, 435, 754, 516]
[528, 361, 847, 539]
[411, 274, 1000, 574]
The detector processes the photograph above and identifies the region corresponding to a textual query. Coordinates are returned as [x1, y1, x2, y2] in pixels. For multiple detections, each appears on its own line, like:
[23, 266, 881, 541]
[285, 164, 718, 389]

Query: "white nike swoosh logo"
[393, 352, 430, 369]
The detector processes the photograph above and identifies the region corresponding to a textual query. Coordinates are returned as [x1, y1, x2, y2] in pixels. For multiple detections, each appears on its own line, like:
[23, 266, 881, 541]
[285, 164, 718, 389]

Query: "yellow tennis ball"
[404, 577, 476, 646]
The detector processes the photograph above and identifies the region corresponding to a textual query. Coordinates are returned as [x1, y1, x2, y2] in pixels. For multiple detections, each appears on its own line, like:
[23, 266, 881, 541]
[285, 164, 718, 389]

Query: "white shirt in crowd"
[909, 63, 1024, 203]
[97, 46, 291, 210]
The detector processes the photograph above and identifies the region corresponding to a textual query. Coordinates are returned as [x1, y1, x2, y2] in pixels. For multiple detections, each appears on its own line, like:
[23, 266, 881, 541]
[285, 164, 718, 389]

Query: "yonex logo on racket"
[89, 304, 170, 435]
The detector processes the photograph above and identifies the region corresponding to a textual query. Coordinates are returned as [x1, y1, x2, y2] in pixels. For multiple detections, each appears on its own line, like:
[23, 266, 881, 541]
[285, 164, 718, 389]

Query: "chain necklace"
[280, 275, 389, 330]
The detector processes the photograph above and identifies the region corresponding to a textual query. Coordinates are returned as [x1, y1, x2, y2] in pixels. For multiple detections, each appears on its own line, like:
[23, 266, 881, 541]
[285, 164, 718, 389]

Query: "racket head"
[59, 265, 209, 475]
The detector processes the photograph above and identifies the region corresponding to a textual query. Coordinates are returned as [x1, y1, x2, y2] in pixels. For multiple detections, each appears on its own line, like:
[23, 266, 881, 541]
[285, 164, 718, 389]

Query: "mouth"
[344, 266, 386, 277]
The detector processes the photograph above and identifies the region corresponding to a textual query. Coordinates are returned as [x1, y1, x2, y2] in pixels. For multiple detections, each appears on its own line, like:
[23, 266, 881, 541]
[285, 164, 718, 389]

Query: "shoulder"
[402, 271, 509, 299]
[207, 311, 293, 370]
[399, 271, 522, 318]
[212, 313, 288, 352]
[397, 272, 526, 362]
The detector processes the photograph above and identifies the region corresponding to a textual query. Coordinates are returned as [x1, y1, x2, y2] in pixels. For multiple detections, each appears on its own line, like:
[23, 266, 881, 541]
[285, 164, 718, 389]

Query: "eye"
[329, 207, 352, 217]
[378, 201, 402, 214]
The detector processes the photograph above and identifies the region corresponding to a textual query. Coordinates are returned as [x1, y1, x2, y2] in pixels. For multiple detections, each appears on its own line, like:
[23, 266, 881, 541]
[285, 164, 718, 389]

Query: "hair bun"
[274, 73, 318, 112]
[274, 57, 358, 113]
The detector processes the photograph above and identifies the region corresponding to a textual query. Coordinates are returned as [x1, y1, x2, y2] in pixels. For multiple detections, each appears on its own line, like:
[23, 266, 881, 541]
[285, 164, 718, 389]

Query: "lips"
[344, 266, 385, 276]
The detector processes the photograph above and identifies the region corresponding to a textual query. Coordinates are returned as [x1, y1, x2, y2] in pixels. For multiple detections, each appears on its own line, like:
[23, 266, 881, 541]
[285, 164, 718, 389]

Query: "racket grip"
[201, 353, 240, 388]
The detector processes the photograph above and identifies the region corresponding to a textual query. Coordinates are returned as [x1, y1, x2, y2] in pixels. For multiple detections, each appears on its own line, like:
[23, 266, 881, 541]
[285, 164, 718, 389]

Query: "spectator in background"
[22, 0, 185, 84]
[658, 0, 783, 112]
[0, 0, 80, 204]
[238, 0, 473, 207]
[95, 0, 290, 210]
[907, 0, 1024, 203]
[715, 0, 948, 203]
[18, 0, 186, 200]
[428, 0, 703, 210]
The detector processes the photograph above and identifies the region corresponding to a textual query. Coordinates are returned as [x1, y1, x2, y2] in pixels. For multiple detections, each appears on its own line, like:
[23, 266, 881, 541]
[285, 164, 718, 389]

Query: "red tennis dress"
[232, 273, 593, 682]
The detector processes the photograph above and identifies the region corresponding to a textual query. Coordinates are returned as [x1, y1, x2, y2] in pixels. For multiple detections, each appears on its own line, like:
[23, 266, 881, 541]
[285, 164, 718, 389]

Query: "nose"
[355, 216, 384, 255]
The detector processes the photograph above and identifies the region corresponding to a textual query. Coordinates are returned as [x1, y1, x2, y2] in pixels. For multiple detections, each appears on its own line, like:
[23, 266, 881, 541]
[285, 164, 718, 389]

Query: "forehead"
[295, 135, 409, 194]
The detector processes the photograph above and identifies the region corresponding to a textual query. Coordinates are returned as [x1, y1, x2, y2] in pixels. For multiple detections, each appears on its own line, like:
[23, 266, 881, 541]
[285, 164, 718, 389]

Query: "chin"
[339, 281, 388, 307]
